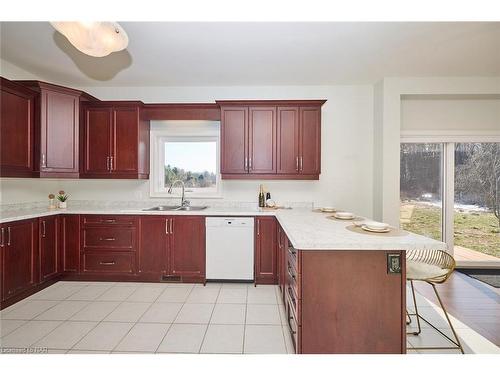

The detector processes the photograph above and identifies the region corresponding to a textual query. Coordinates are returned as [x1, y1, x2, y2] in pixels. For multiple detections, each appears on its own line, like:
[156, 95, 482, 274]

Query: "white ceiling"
[1, 22, 499, 86]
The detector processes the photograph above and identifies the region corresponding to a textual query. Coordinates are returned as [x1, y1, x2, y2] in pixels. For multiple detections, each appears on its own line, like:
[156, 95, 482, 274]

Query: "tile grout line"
[155, 284, 195, 353]
[110, 285, 166, 353]
[198, 284, 222, 354]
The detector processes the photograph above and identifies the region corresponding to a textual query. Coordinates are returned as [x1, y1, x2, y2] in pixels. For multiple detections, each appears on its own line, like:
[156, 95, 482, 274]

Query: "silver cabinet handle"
[42, 220, 46, 238]
[106, 157, 110, 171]
[299, 156, 303, 172]
[110, 156, 114, 171]
[165, 218, 169, 234]
[41, 153, 46, 168]
[0, 228, 4, 247]
[99, 261, 116, 265]
[257, 220, 260, 236]
[7, 227, 11, 246]
[296, 157, 299, 171]
[101, 219, 116, 223]
[249, 157, 252, 170]
[244, 157, 248, 171]
[99, 237, 116, 241]
[169, 218, 173, 234]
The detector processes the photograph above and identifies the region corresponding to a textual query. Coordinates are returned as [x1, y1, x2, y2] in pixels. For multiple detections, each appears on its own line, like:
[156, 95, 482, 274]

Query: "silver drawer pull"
[101, 219, 116, 223]
[100, 237, 116, 241]
[99, 261, 116, 265]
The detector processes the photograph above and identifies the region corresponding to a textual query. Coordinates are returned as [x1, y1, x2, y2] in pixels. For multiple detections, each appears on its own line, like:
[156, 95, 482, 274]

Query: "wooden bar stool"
[406, 249, 464, 354]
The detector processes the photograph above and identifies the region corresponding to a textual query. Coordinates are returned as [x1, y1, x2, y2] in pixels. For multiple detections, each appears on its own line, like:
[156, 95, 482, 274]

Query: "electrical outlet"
[387, 253, 401, 274]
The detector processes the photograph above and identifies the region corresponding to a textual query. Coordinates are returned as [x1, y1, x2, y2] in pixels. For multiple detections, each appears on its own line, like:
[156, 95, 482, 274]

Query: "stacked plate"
[360, 221, 391, 233]
[332, 211, 355, 220]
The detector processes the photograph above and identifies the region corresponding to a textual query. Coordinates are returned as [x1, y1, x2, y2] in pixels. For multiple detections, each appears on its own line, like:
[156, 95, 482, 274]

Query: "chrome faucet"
[167, 180, 190, 207]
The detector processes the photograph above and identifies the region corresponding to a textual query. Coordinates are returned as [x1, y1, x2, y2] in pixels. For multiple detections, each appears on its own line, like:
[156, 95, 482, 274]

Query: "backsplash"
[0, 199, 314, 213]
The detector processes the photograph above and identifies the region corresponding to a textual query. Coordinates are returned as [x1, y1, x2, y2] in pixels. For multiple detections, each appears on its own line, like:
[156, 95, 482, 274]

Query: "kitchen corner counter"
[274, 209, 446, 251]
[0, 205, 446, 252]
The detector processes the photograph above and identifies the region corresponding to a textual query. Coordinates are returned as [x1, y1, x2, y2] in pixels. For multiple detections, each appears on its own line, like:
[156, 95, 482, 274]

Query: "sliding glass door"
[400, 143, 443, 241]
[400, 141, 500, 267]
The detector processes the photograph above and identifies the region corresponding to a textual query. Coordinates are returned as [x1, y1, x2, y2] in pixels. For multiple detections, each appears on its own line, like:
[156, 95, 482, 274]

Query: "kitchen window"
[150, 121, 221, 198]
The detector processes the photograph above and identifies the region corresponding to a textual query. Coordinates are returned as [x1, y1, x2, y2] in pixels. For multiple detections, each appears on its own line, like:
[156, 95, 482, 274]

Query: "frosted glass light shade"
[51, 22, 128, 57]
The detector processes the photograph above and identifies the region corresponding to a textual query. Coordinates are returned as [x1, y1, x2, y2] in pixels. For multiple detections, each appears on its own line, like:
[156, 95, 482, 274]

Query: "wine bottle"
[258, 185, 266, 208]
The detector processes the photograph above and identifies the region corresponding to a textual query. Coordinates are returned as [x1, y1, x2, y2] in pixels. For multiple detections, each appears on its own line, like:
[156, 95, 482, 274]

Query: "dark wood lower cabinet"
[137, 216, 168, 276]
[285, 247, 406, 354]
[168, 216, 206, 282]
[39, 216, 59, 282]
[255, 217, 277, 284]
[59, 215, 80, 273]
[1, 219, 38, 304]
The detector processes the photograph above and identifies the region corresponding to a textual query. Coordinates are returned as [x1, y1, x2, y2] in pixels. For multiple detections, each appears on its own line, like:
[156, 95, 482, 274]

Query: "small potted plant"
[48, 193, 56, 209]
[57, 190, 69, 209]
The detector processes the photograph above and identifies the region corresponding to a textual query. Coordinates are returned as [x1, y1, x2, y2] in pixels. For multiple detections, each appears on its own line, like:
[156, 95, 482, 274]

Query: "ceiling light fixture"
[50, 21, 129, 57]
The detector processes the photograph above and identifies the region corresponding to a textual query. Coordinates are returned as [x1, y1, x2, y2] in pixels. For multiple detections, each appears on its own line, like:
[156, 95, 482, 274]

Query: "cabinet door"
[83, 107, 112, 174]
[221, 107, 248, 174]
[168, 216, 205, 279]
[138, 216, 168, 275]
[59, 215, 80, 273]
[277, 107, 299, 174]
[255, 217, 277, 284]
[299, 107, 321, 175]
[112, 107, 139, 174]
[2, 220, 37, 299]
[39, 216, 59, 282]
[40, 90, 79, 175]
[248, 107, 276, 174]
[0, 81, 35, 177]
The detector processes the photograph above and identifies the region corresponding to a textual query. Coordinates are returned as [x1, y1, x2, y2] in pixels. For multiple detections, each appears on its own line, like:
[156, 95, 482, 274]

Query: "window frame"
[150, 123, 222, 199]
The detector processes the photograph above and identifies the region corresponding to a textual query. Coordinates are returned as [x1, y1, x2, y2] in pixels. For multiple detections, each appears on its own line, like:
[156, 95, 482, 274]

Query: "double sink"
[143, 205, 208, 211]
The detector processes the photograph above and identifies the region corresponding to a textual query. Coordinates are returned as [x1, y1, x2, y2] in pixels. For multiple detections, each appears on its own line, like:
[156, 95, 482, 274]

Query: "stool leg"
[406, 310, 412, 325]
[430, 282, 465, 354]
[409, 280, 422, 335]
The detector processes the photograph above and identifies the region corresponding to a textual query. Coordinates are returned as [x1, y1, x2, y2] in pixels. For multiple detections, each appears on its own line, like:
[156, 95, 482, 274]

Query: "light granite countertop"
[0, 203, 446, 251]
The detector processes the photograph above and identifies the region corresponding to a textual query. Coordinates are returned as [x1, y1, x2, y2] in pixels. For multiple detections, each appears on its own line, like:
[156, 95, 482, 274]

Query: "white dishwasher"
[205, 217, 254, 281]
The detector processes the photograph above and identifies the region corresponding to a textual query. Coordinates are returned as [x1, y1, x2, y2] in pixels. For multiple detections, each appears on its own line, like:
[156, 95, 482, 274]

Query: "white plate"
[363, 221, 390, 231]
[361, 224, 391, 233]
[334, 212, 354, 220]
[320, 207, 336, 213]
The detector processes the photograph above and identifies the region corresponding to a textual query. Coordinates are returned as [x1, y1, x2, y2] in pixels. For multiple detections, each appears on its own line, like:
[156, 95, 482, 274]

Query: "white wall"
[0, 74, 375, 217]
[401, 97, 500, 132]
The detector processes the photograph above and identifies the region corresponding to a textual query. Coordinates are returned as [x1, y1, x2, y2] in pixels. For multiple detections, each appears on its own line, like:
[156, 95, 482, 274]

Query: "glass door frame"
[400, 133, 500, 268]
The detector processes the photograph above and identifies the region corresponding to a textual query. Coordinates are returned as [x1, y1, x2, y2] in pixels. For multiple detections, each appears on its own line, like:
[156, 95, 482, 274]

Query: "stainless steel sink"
[143, 205, 208, 211]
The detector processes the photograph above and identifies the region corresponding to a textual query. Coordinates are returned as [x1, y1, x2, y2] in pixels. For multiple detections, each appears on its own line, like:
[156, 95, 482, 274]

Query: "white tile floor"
[0, 281, 498, 354]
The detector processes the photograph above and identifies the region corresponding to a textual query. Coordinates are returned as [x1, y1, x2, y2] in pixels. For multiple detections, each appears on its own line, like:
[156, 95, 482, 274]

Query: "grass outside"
[400, 202, 500, 258]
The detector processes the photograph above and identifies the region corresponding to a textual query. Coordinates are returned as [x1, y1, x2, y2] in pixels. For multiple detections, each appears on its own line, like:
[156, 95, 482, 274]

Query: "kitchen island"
[0, 204, 445, 354]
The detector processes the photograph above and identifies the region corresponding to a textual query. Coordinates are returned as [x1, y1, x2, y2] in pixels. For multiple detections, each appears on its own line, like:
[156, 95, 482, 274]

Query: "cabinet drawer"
[286, 259, 300, 300]
[82, 227, 136, 250]
[286, 290, 300, 353]
[83, 252, 135, 273]
[82, 215, 138, 226]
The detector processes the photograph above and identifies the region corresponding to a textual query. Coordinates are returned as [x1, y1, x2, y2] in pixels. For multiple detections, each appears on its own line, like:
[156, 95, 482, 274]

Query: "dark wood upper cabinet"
[277, 106, 300, 174]
[1, 219, 38, 301]
[218, 100, 325, 180]
[39, 216, 59, 282]
[255, 216, 278, 284]
[15, 81, 91, 178]
[248, 107, 276, 174]
[81, 102, 150, 179]
[299, 107, 321, 175]
[220, 106, 248, 174]
[0, 77, 36, 177]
